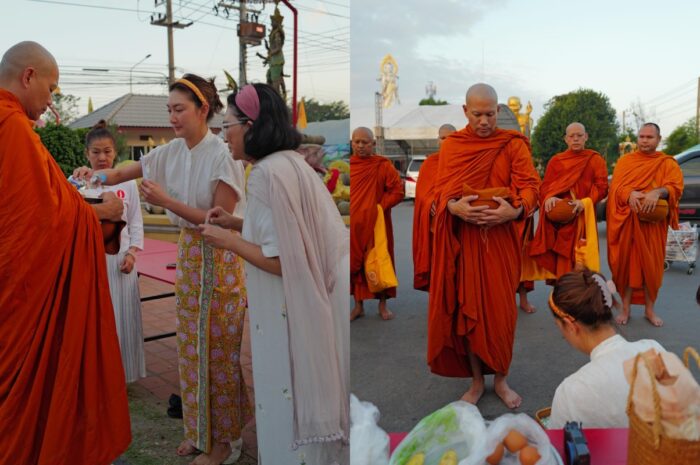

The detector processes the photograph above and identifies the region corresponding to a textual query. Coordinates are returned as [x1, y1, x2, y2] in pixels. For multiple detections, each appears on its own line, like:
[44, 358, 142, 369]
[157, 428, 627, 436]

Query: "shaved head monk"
[530, 122, 608, 279]
[350, 126, 404, 321]
[427, 83, 540, 408]
[0, 41, 131, 464]
[607, 123, 683, 327]
[412, 123, 456, 291]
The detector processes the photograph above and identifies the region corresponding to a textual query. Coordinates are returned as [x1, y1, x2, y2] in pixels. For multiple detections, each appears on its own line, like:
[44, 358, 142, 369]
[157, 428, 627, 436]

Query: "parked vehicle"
[595, 145, 700, 223]
[404, 155, 426, 199]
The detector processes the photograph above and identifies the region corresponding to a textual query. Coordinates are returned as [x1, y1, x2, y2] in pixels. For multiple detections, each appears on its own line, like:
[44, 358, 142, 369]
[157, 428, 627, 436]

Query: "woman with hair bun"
[84, 120, 146, 384]
[73, 74, 250, 465]
[200, 83, 349, 464]
[547, 268, 665, 428]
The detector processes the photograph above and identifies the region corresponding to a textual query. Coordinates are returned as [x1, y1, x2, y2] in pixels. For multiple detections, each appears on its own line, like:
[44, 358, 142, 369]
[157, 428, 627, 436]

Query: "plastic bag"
[389, 401, 486, 465]
[460, 413, 560, 465]
[350, 394, 390, 465]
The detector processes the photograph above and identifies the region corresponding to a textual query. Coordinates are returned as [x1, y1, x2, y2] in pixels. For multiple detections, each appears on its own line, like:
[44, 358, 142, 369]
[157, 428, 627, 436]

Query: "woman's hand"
[139, 179, 171, 208]
[206, 206, 236, 229]
[120, 252, 136, 274]
[199, 223, 235, 250]
[72, 166, 94, 181]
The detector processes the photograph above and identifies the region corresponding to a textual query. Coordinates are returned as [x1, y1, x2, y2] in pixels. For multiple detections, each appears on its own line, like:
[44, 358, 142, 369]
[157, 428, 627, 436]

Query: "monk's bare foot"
[494, 376, 522, 409]
[190, 442, 231, 465]
[378, 301, 395, 320]
[460, 382, 485, 405]
[350, 305, 365, 321]
[615, 307, 630, 325]
[177, 439, 197, 456]
[644, 311, 663, 327]
[519, 302, 537, 314]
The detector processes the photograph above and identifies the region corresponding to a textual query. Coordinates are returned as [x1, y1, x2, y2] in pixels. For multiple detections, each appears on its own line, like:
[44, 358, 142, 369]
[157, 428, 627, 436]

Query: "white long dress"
[102, 180, 146, 383]
[242, 156, 349, 465]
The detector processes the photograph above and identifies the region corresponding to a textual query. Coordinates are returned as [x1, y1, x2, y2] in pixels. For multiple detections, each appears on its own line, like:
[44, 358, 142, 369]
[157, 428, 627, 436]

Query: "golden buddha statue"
[507, 96, 533, 137]
[619, 135, 637, 156]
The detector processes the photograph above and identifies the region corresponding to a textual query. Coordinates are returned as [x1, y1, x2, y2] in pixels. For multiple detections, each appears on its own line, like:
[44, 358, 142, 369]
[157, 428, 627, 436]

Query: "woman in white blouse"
[84, 120, 146, 383]
[74, 74, 250, 465]
[548, 269, 664, 428]
[200, 83, 349, 465]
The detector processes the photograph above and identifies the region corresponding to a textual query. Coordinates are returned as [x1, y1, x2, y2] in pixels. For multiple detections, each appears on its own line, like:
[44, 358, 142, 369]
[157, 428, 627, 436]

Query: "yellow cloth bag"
[365, 204, 398, 293]
[573, 197, 600, 272]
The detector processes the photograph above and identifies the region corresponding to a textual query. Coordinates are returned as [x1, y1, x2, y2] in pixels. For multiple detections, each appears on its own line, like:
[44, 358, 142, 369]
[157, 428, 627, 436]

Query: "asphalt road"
[351, 201, 700, 433]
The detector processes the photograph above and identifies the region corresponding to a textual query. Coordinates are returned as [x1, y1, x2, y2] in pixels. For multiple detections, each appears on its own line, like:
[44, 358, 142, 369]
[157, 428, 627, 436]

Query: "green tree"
[419, 97, 448, 106]
[35, 123, 85, 176]
[663, 117, 699, 155]
[531, 89, 619, 170]
[41, 93, 80, 125]
[302, 98, 349, 122]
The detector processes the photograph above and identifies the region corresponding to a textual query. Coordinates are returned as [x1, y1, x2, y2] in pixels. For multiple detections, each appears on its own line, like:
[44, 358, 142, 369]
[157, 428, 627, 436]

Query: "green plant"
[35, 123, 85, 177]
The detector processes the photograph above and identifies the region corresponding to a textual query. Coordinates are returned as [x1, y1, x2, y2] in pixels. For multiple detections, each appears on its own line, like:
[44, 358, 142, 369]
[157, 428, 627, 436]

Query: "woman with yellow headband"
[548, 268, 664, 428]
[73, 74, 250, 465]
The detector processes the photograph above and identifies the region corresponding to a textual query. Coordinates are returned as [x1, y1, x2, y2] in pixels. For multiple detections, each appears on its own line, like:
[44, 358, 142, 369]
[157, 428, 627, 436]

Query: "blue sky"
[351, 0, 700, 137]
[2, 0, 348, 116]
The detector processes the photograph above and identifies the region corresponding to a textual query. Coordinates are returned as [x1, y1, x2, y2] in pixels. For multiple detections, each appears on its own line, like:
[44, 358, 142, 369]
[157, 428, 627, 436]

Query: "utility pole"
[696, 77, 700, 139]
[151, 0, 192, 85]
[374, 91, 385, 155]
[239, 0, 248, 85]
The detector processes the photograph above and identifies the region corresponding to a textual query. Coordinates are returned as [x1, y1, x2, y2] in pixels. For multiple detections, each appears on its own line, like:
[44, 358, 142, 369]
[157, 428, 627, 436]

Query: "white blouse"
[140, 131, 246, 228]
[549, 334, 665, 429]
[102, 180, 144, 254]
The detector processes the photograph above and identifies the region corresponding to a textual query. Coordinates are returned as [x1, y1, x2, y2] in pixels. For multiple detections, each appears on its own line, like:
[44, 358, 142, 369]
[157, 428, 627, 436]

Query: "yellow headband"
[549, 293, 576, 322]
[175, 78, 207, 106]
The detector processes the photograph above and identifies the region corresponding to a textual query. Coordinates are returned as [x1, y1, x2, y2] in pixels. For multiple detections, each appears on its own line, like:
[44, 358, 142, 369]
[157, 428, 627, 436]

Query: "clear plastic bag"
[350, 394, 390, 465]
[389, 401, 487, 465]
[459, 413, 560, 465]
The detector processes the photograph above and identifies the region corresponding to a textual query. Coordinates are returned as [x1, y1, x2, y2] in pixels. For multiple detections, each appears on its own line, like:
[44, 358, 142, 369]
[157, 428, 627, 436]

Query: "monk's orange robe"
[428, 126, 540, 377]
[412, 152, 440, 291]
[607, 151, 683, 304]
[530, 149, 608, 277]
[0, 89, 131, 464]
[350, 154, 404, 300]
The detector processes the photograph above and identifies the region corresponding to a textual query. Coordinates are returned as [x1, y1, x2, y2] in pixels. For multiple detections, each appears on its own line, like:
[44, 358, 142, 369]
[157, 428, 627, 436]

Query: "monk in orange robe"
[0, 41, 131, 465]
[428, 84, 540, 408]
[412, 123, 456, 291]
[530, 122, 608, 279]
[607, 122, 683, 327]
[350, 127, 404, 321]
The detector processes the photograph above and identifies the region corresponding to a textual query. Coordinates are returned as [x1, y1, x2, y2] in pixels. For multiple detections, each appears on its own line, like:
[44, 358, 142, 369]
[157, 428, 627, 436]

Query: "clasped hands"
[628, 190, 660, 214]
[447, 195, 522, 226]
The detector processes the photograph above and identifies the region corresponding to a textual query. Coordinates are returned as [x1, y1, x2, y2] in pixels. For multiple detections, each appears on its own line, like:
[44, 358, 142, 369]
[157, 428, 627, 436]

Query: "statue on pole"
[379, 54, 399, 109]
[257, 2, 287, 101]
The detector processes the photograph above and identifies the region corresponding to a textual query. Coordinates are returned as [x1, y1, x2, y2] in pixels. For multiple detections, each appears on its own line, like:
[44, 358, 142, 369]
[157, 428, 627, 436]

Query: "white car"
[404, 155, 426, 199]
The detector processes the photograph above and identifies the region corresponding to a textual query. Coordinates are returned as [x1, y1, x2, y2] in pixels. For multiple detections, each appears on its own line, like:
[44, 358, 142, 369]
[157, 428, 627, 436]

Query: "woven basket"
[535, 407, 551, 429]
[638, 199, 669, 223]
[626, 347, 700, 464]
[462, 184, 510, 209]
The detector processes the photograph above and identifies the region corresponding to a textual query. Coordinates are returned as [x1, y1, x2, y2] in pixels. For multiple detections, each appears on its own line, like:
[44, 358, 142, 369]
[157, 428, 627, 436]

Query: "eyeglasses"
[221, 120, 247, 129]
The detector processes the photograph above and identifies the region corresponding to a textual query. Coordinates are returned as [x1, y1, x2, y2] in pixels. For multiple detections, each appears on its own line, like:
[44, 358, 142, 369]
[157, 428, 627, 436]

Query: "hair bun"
[93, 119, 107, 130]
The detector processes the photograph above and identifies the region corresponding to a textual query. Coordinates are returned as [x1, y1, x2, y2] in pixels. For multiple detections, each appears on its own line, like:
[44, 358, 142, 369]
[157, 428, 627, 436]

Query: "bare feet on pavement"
[519, 302, 537, 314]
[494, 376, 522, 409]
[644, 310, 663, 327]
[378, 301, 395, 320]
[350, 305, 365, 321]
[615, 307, 630, 325]
[460, 382, 485, 405]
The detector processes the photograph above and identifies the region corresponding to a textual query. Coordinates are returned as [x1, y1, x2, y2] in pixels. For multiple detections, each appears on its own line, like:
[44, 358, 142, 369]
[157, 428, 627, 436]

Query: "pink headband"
[235, 84, 260, 121]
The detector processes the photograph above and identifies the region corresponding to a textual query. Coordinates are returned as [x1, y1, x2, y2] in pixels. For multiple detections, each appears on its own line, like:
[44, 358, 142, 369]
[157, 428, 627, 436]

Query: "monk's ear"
[20, 67, 36, 89]
[462, 104, 468, 118]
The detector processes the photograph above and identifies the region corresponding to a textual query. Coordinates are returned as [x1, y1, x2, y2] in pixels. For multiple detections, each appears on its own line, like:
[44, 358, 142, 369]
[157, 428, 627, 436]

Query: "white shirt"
[140, 131, 246, 228]
[549, 334, 665, 429]
[102, 180, 144, 254]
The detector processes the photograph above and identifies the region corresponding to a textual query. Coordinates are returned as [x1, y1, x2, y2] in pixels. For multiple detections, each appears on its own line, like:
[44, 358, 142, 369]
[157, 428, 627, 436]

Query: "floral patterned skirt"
[175, 228, 252, 452]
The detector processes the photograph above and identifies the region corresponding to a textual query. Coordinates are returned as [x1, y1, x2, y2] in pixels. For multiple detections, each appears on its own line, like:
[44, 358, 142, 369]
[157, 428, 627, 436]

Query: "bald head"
[438, 124, 456, 146]
[0, 41, 57, 80]
[465, 83, 498, 105]
[463, 83, 499, 138]
[351, 126, 376, 157]
[564, 122, 588, 152]
[0, 41, 58, 121]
